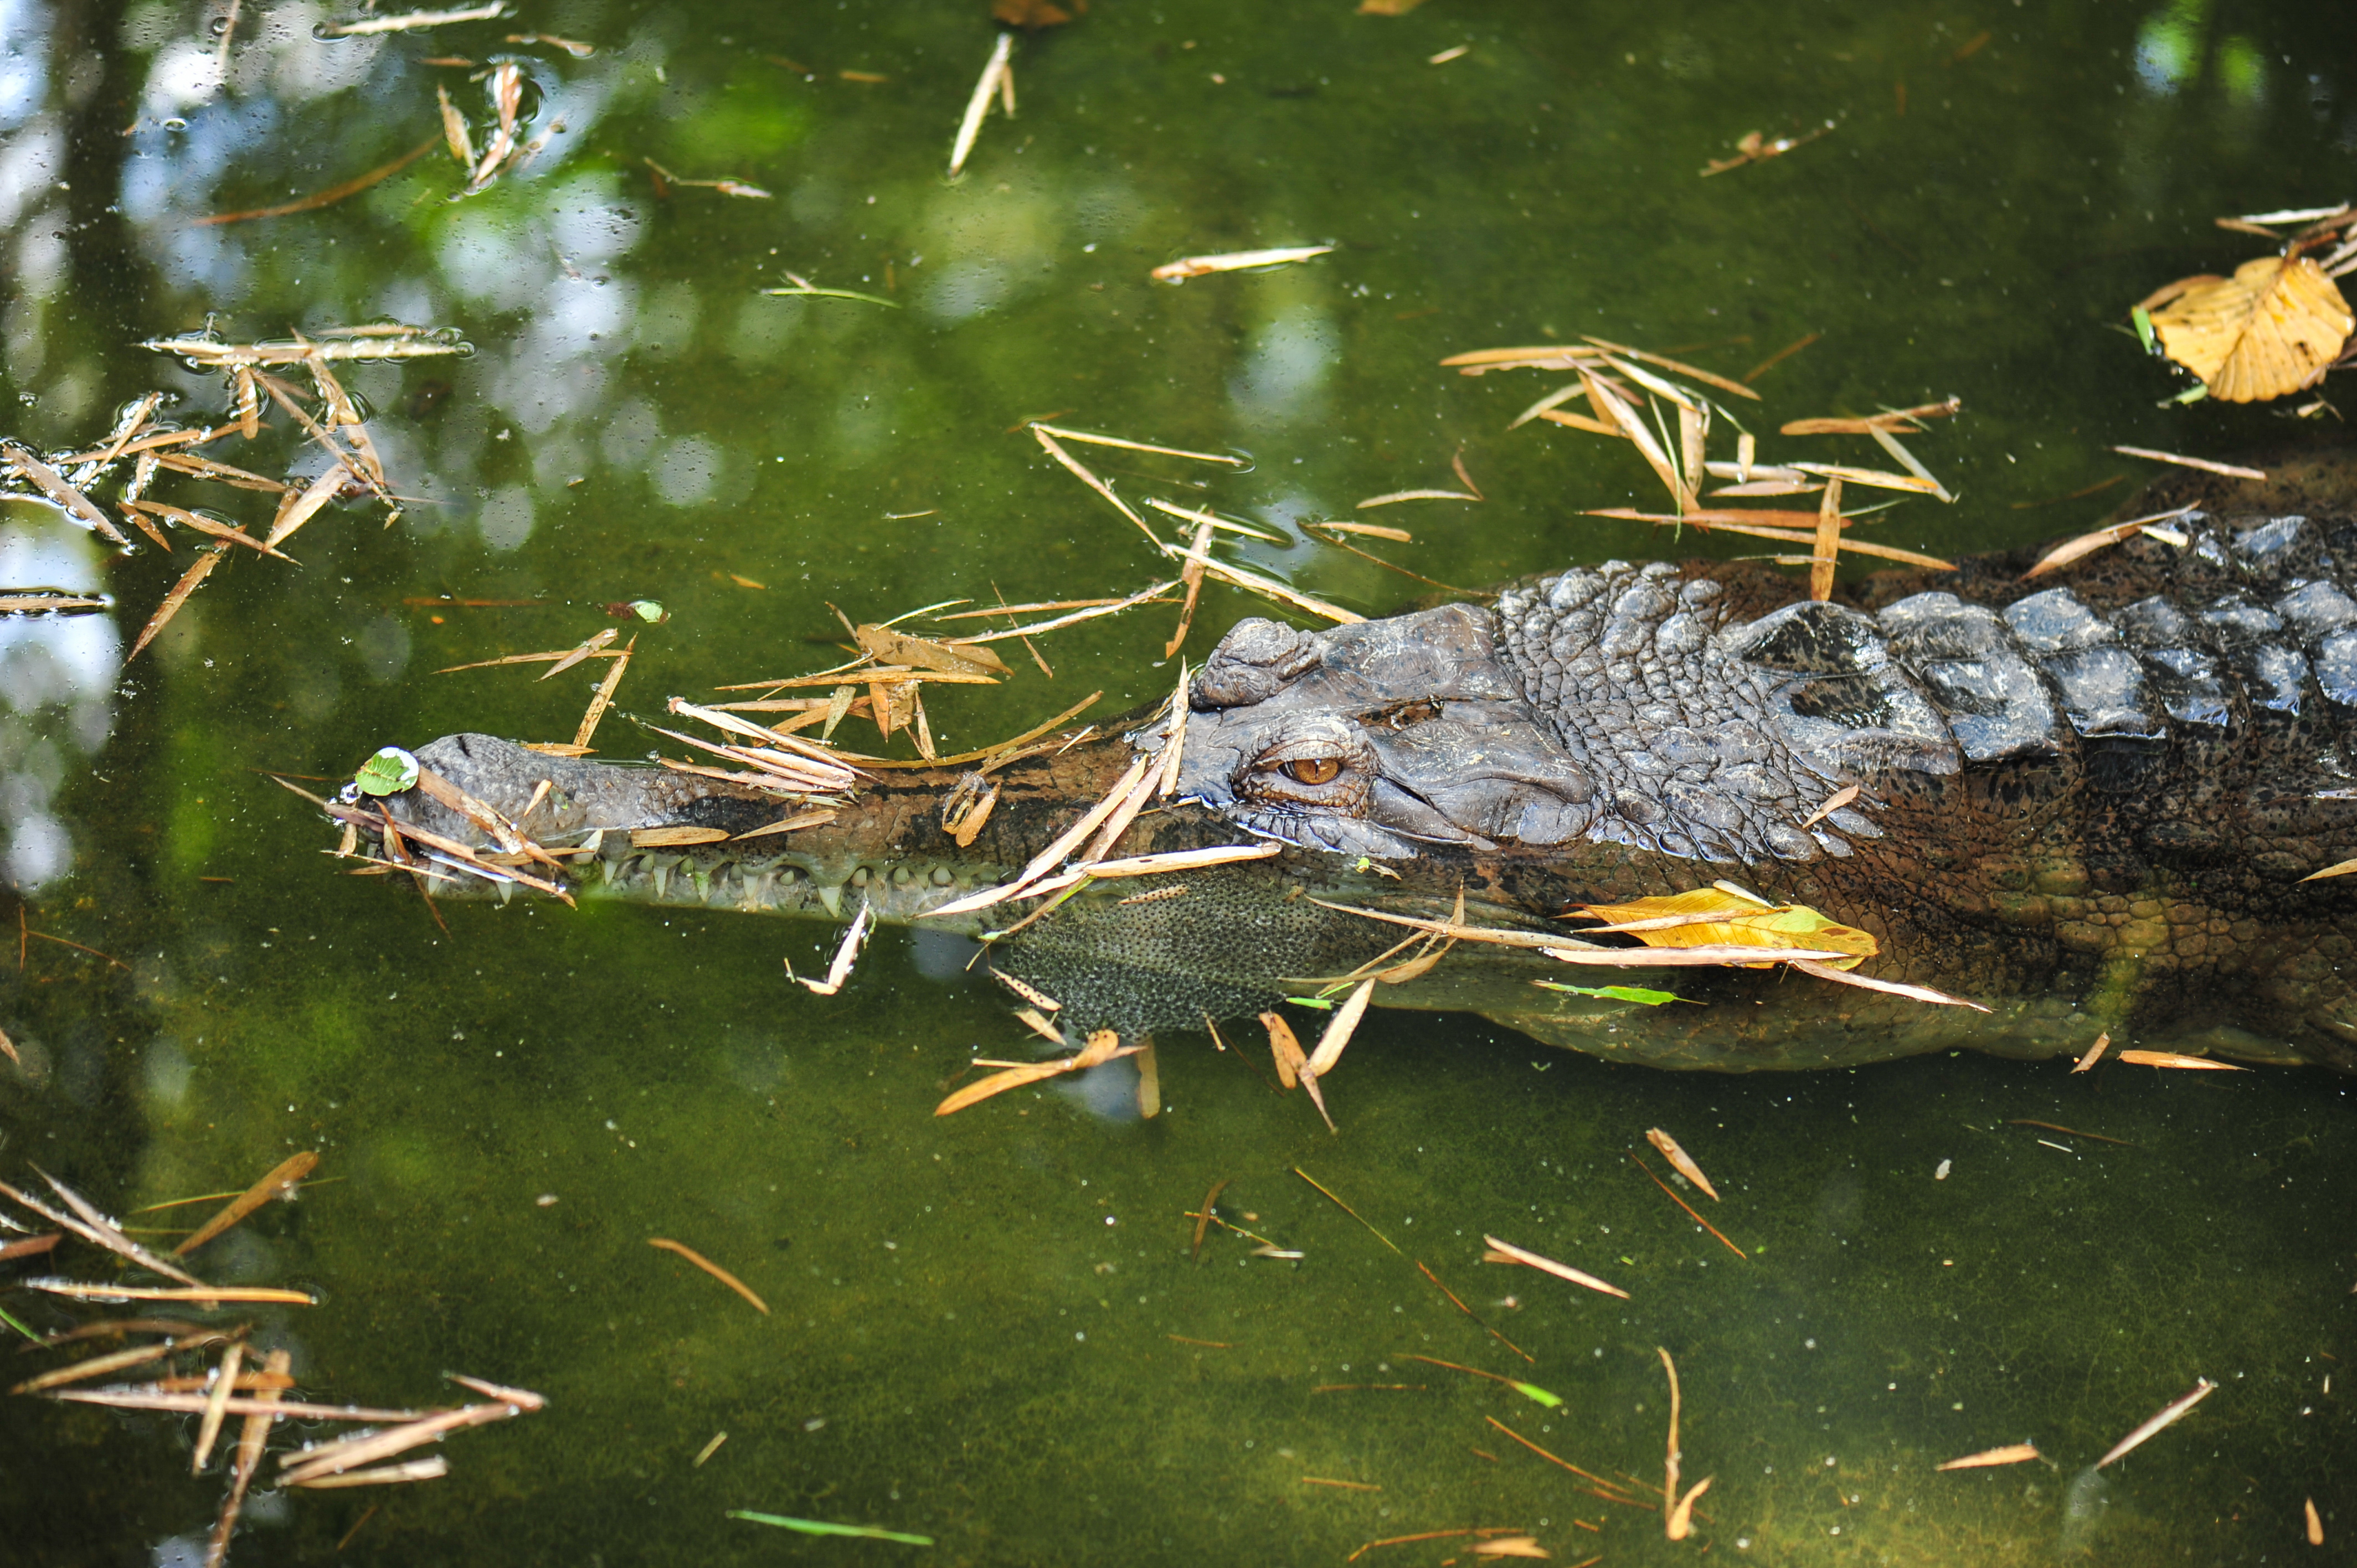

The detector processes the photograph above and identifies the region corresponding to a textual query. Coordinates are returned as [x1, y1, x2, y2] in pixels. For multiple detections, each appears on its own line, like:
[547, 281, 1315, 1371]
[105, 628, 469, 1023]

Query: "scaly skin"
[362, 462, 2357, 1071]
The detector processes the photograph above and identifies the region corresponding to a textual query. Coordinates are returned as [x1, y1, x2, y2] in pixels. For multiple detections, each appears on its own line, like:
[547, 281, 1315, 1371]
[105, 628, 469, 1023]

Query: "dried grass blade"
[646, 1238, 770, 1315]
[325, 4, 506, 36]
[572, 637, 632, 749]
[1162, 542, 1364, 623]
[1867, 426, 1953, 502]
[793, 899, 873, 996]
[948, 584, 1180, 646]
[1032, 426, 1162, 548]
[1482, 1234, 1629, 1298]
[1151, 246, 1334, 281]
[948, 31, 1013, 178]
[1937, 1443, 2041, 1471]
[278, 1404, 513, 1484]
[203, 1348, 288, 1568]
[927, 753, 1151, 917]
[1509, 381, 1591, 430]
[1788, 958, 1989, 1009]
[2096, 1379, 2216, 1468]
[1356, 488, 1480, 508]
[1798, 783, 1860, 830]
[1643, 1129, 1720, 1200]
[2071, 1032, 2112, 1073]
[287, 1456, 450, 1489]
[1142, 497, 1286, 541]
[1809, 476, 1844, 600]
[2114, 1049, 2249, 1071]
[1579, 370, 1687, 512]
[1583, 337, 1761, 401]
[936, 1032, 1139, 1116]
[1791, 461, 1942, 496]
[539, 626, 620, 680]
[174, 1151, 320, 1257]
[1074, 844, 1282, 880]
[5, 442, 130, 545]
[11, 1338, 180, 1394]
[124, 502, 292, 561]
[1031, 424, 1246, 467]
[1306, 980, 1375, 1077]
[2111, 445, 2268, 481]
[23, 1279, 313, 1304]
[192, 1342, 245, 1474]
[3, 1173, 206, 1286]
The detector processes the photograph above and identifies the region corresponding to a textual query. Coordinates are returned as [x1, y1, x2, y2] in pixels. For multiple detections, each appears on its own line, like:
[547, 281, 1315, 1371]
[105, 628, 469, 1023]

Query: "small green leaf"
[352, 746, 419, 796]
[727, 1512, 934, 1546]
[2131, 305, 2157, 354]
[1284, 996, 1337, 1010]
[1510, 1381, 1565, 1409]
[2169, 382, 2210, 405]
[1535, 981, 1691, 1006]
[627, 599, 669, 623]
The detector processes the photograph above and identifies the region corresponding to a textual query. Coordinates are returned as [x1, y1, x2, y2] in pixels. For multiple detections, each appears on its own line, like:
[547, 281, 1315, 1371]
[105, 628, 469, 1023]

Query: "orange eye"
[1281, 757, 1342, 786]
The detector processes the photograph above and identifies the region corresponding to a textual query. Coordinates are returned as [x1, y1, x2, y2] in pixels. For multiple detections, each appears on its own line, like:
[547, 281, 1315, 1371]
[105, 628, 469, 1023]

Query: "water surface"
[3, 1, 2355, 1562]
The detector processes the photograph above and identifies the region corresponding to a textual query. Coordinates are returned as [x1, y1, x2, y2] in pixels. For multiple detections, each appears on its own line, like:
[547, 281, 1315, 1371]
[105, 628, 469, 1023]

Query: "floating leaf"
[728, 1512, 933, 1546]
[2146, 255, 2352, 403]
[624, 599, 668, 623]
[1576, 886, 1879, 971]
[1534, 981, 1688, 1005]
[352, 747, 420, 796]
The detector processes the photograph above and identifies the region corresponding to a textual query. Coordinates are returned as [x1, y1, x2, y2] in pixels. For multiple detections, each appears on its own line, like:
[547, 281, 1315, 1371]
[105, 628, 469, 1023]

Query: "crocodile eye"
[1280, 757, 1342, 786]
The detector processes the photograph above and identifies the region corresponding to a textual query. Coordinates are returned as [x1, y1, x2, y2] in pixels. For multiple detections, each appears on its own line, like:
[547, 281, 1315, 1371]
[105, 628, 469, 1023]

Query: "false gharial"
[335, 464, 2357, 1073]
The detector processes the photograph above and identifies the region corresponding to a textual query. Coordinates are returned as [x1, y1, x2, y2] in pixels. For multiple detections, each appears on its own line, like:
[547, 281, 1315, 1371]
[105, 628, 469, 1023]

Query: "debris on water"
[1293, 1167, 1397, 1252]
[1644, 1129, 1720, 1200]
[2022, 503, 2202, 580]
[1150, 246, 1334, 282]
[1403, 1354, 1560, 1407]
[2138, 240, 2352, 403]
[1627, 1152, 1747, 1260]
[1936, 1443, 2041, 1471]
[324, 4, 508, 35]
[172, 1151, 319, 1256]
[2110, 445, 2268, 482]
[642, 157, 772, 199]
[1934, 1159, 1952, 1180]
[2114, 1050, 2249, 1072]
[1356, 487, 1479, 508]
[1482, 1235, 1629, 1299]
[948, 32, 1016, 179]
[351, 747, 421, 797]
[1261, 1012, 1306, 1090]
[936, 1031, 1140, 1117]
[648, 1237, 770, 1314]
[2095, 1378, 2216, 1468]
[1305, 980, 1374, 1079]
[791, 899, 873, 996]
[1701, 122, 1835, 177]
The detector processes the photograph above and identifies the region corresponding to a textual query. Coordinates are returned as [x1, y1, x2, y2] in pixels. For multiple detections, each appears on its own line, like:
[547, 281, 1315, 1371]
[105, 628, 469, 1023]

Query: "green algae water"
[4, 1, 2355, 1562]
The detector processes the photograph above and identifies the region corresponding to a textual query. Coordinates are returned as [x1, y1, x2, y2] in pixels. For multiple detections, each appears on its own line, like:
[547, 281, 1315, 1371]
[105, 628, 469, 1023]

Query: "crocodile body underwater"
[354, 465, 2357, 1072]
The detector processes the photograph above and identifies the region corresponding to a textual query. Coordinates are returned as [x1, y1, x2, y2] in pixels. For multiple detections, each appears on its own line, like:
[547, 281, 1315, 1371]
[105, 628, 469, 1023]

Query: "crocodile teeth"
[816, 881, 842, 919]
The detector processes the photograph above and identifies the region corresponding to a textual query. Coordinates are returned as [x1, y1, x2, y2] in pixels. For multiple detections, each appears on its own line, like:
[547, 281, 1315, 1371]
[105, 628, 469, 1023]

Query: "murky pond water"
[4, 1, 2355, 1562]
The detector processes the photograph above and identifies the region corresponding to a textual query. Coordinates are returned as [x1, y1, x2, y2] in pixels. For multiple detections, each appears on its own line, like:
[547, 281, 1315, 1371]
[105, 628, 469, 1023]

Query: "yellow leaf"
[1577, 886, 1879, 971]
[2148, 255, 2353, 404]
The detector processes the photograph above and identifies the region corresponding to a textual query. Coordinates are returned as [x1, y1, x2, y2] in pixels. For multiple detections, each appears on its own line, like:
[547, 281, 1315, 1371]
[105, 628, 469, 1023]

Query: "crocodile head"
[1172, 562, 1922, 868]
[1170, 605, 1597, 858]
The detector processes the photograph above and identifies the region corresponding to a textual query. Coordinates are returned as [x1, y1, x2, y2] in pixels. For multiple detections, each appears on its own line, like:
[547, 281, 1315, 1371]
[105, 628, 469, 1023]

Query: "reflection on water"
[2, 0, 2355, 1562]
[0, 512, 115, 890]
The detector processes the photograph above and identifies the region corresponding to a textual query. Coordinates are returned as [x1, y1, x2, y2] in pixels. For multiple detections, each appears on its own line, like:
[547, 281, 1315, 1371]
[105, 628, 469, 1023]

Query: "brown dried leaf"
[2148, 255, 2353, 403]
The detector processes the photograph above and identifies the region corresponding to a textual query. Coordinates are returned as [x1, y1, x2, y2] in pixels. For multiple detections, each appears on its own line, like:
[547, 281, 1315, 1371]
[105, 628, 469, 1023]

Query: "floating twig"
[648, 1237, 770, 1314]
